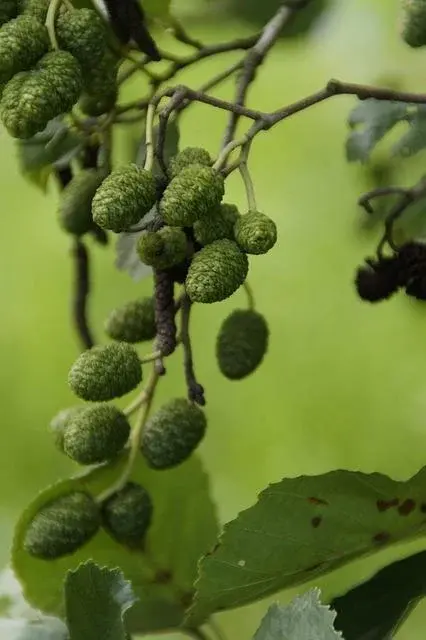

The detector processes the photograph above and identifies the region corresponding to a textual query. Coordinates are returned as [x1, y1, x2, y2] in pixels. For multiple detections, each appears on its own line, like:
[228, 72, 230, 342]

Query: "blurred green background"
[3, 0, 426, 637]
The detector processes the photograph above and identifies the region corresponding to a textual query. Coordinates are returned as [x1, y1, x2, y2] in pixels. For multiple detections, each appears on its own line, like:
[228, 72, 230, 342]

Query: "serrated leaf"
[253, 589, 343, 640]
[332, 550, 426, 640]
[16, 119, 83, 192]
[0, 617, 68, 640]
[393, 107, 426, 158]
[186, 467, 426, 625]
[346, 100, 408, 163]
[65, 561, 136, 640]
[12, 454, 218, 635]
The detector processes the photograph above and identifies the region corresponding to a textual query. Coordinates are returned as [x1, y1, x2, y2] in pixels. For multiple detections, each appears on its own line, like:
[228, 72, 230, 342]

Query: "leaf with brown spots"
[186, 468, 426, 625]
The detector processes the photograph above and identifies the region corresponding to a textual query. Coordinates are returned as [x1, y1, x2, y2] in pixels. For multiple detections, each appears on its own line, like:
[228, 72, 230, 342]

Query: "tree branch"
[72, 239, 94, 351]
[221, 0, 315, 148]
[180, 294, 205, 406]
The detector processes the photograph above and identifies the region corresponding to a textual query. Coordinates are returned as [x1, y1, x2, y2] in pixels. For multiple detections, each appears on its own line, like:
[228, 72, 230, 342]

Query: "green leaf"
[332, 551, 426, 640]
[65, 561, 136, 640]
[253, 589, 343, 640]
[392, 107, 426, 158]
[187, 467, 426, 625]
[0, 617, 68, 640]
[12, 454, 218, 634]
[16, 119, 83, 192]
[346, 100, 408, 163]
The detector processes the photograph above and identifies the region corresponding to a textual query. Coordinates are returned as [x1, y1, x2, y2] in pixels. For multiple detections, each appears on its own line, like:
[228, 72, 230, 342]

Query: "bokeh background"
[2, 0, 426, 637]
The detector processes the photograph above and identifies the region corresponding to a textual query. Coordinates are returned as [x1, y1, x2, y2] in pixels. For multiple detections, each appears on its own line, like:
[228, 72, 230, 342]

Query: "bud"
[63, 404, 130, 465]
[216, 309, 269, 380]
[160, 165, 224, 227]
[92, 164, 157, 232]
[49, 406, 84, 452]
[24, 491, 100, 559]
[0, 15, 48, 86]
[68, 342, 142, 401]
[101, 482, 153, 546]
[186, 239, 249, 303]
[193, 203, 240, 246]
[141, 398, 207, 469]
[234, 211, 277, 255]
[58, 169, 104, 236]
[169, 147, 212, 178]
[104, 297, 156, 343]
[401, 0, 426, 47]
[137, 226, 188, 269]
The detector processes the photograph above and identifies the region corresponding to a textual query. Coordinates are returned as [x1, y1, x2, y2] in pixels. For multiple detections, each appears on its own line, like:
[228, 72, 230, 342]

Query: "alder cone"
[216, 309, 269, 380]
[102, 482, 153, 546]
[24, 492, 100, 559]
[105, 297, 156, 344]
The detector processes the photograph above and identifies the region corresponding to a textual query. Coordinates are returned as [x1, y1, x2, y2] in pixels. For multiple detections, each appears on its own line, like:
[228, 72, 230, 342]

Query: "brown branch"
[72, 239, 94, 351]
[221, 0, 314, 148]
[180, 294, 205, 406]
[358, 186, 409, 214]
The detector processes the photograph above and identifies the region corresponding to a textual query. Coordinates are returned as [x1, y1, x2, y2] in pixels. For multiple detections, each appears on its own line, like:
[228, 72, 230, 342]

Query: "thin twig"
[72, 239, 94, 351]
[358, 186, 409, 214]
[221, 0, 314, 148]
[168, 18, 203, 49]
[243, 281, 256, 311]
[180, 294, 205, 406]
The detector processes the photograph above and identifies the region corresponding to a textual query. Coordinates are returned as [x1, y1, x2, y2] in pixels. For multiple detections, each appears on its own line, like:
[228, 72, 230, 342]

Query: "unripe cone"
[193, 203, 240, 246]
[0, 15, 48, 87]
[18, 0, 51, 22]
[401, 0, 426, 47]
[105, 297, 156, 343]
[79, 49, 118, 117]
[56, 9, 108, 71]
[141, 398, 207, 469]
[216, 309, 269, 380]
[160, 165, 225, 227]
[234, 211, 277, 255]
[49, 406, 84, 452]
[68, 342, 142, 401]
[92, 164, 157, 232]
[24, 492, 100, 559]
[101, 482, 153, 545]
[137, 226, 188, 269]
[63, 404, 130, 465]
[169, 147, 212, 178]
[59, 169, 105, 236]
[186, 239, 249, 303]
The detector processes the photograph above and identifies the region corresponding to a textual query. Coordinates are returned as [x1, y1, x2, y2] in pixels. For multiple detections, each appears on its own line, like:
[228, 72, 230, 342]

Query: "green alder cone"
[141, 398, 207, 469]
[0, 14, 48, 87]
[160, 164, 225, 227]
[0, 1, 17, 27]
[169, 147, 212, 178]
[137, 226, 188, 269]
[49, 406, 84, 453]
[193, 203, 240, 246]
[1, 51, 83, 138]
[56, 8, 108, 71]
[104, 297, 156, 343]
[23, 492, 100, 560]
[59, 169, 105, 236]
[216, 309, 269, 380]
[186, 239, 249, 303]
[401, 0, 426, 47]
[92, 164, 157, 232]
[101, 482, 153, 546]
[68, 342, 142, 401]
[79, 49, 119, 117]
[17, 0, 51, 22]
[63, 404, 131, 465]
[234, 210, 277, 255]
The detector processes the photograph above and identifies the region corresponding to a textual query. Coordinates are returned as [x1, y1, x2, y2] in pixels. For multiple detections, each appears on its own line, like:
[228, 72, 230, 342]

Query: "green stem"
[96, 367, 159, 503]
[144, 103, 156, 171]
[243, 281, 255, 311]
[139, 350, 162, 365]
[45, 0, 72, 49]
[239, 161, 257, 210]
